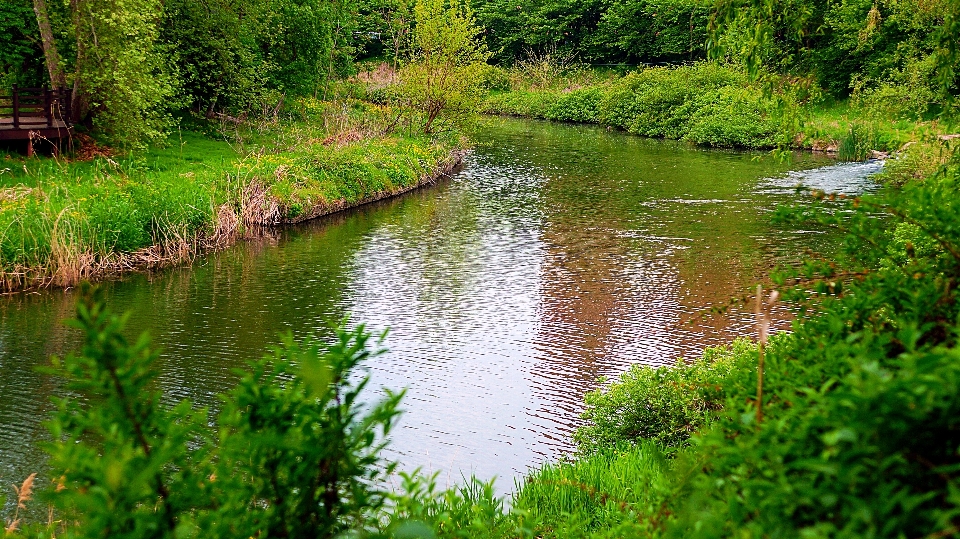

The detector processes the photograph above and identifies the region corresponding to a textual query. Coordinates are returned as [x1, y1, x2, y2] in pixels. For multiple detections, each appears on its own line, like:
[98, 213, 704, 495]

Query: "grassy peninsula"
[479, 61, 954, 168]
[0, 101, 461, 292]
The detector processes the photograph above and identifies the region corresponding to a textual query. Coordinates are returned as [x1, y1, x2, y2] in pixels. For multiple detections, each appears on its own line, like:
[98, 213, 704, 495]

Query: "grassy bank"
[480, 63, 953, 162]
[0, 100, 462, 293]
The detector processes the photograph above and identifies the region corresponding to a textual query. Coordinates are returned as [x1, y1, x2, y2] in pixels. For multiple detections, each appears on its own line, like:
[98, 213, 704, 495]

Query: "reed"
[511, 442, 672, 538]
[4, 473, 36, 534]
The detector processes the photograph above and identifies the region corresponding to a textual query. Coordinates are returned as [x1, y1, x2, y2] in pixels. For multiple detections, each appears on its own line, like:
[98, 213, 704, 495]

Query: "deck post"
[62, 87, 72, 124]
[45, 88, 53, 127]
[12, 84, 20, 129]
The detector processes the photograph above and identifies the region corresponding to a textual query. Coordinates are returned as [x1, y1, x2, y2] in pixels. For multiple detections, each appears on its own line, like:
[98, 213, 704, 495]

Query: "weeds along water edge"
[477, 62, 953, 162]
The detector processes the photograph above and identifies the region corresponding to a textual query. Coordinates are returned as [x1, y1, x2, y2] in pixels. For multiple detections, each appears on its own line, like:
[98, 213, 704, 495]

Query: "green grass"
[510, 442, 675, 539]
[0, 101, 459, 292]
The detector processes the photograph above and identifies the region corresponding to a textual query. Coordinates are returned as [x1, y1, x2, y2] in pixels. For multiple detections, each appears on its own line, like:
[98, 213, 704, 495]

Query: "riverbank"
[480, 63, 951, 164]
[376, 114, 960, 537]
[0, 100, 463, 293]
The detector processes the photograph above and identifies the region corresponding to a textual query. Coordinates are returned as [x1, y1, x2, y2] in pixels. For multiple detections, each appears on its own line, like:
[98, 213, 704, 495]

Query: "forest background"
[3, 0, 958, 148]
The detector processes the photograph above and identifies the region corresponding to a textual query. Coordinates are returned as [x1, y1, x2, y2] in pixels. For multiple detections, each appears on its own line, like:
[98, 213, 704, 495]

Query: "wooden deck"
[0, 86, 73, 143]
[0, 86, 73, 155]
[0, 118, 71, 139]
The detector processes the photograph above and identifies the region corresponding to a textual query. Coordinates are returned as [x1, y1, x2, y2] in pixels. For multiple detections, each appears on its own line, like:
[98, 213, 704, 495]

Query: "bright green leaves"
[0, 1, 45, 88]
[42, 286, 403, 538]
[575, 339, 758, 453]
[44, 285, 207, 538]
[392, 0, 490, 134]
[710, 0, 960, 103]
[72, 0, 177, 149]
[209, 324, 403, 538]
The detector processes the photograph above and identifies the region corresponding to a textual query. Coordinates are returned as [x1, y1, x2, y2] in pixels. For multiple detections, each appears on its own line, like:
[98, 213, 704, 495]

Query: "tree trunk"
[32, 0, 66, 88]
[69, 0, 86, 123]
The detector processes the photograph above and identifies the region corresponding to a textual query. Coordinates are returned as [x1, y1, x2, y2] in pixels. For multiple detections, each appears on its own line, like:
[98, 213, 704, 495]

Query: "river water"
[0, 118, 881, 494]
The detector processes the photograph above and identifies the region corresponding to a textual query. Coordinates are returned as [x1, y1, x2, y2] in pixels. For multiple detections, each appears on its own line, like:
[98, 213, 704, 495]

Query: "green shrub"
[664, 170, 960, 538]
[487, 63, 797, 150]
[575, 339, 756, 453]
[672, 345, 960, 539]
[683, 86, 792, 149]
[478, 64, 512, 92]
[619, 64, 744, 139]
[34, 287, 403, 538]
[878, 140, 955, 186]
[852, 81, 936, 122]
[482, 90, 559, 118]
[545, 87, 604, 123]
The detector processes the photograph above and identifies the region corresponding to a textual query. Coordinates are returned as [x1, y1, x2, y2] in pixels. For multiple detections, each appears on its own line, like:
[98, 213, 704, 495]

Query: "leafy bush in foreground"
[665, 170, 960, 538]
[20, 286, 402, 538]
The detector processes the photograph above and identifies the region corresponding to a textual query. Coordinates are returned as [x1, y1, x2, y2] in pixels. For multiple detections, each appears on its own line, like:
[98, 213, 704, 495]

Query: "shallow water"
[0, 118, 881, 496]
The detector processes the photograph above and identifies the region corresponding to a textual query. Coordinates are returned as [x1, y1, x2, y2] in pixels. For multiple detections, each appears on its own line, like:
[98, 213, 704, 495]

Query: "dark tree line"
[1, 0, 353, 147]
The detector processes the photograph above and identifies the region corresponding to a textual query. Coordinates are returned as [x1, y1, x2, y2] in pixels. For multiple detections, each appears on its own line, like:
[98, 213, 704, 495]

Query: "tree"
[32, 0, 65, 88]
[69, 0, 176, 148]
[395, 0, 489, 134]
[0, 1, 45, 89]
[709, 0, 960, 100]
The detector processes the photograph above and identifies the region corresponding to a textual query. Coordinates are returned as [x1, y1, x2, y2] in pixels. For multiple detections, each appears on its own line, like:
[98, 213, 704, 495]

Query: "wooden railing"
[0, 86, 72, 130]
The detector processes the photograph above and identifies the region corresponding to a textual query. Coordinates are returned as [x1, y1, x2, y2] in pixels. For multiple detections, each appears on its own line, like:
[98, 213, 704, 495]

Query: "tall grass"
[512, 442, 673, 538]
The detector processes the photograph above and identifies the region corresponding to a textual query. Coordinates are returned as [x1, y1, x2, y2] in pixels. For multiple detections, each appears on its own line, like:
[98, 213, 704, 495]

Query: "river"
[0, 117, 882, 495]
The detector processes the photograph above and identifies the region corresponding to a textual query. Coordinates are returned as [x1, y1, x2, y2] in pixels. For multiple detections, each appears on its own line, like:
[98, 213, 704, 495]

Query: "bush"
[544, 87, 604, 123]
[665, 169, 960, 538]
[482, 90, 559, 118]
[575, 339, 756, 453]
[683, 86, 793, 149]
[27, 287, 403, 538]
[852, 82, 935, 122]
[485, 63, 796, 149]
[617, 64, 744, 138]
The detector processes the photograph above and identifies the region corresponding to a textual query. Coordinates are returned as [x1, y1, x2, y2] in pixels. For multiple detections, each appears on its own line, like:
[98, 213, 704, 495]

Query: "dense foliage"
[712, 0, 960, 103]
[20, 287, 403, 538]
[0, 2, 45, 88]
[483, 63, 801, 149]
[3, 0, 350, 148]
[467, 0, 710, 65]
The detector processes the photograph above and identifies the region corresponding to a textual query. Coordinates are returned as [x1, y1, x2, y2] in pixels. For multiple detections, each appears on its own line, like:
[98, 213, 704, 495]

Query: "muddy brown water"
[0, 117, 882, 501]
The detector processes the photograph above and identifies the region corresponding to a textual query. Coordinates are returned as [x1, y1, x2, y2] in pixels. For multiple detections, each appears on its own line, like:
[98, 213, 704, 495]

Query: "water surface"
[0, 118, 880, 493]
